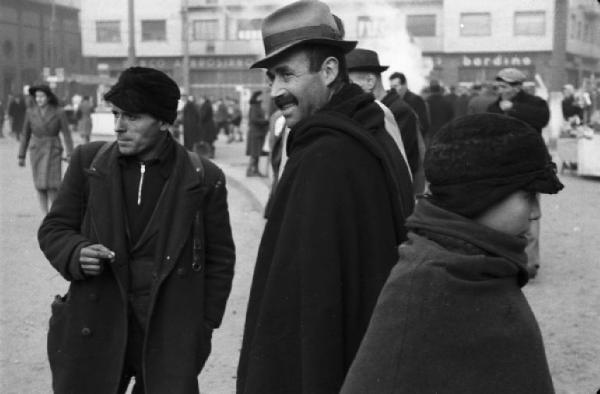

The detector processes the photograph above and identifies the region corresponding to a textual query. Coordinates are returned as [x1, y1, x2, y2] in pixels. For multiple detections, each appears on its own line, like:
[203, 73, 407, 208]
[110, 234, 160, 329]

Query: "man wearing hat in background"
[487, 67, 550, 278]
[237, 1, 413, 393]
[346, 48, 425, 194]
[38, 66, 236, 393]
[341, 113, 562, 394]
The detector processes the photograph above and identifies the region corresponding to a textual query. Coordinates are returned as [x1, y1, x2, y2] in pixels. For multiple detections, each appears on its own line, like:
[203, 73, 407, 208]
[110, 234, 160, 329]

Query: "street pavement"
[1, 132, 599, 393]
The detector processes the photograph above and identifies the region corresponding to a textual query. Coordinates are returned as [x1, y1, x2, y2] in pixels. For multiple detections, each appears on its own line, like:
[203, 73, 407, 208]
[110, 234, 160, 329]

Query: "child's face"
[475, 191, 540, 239]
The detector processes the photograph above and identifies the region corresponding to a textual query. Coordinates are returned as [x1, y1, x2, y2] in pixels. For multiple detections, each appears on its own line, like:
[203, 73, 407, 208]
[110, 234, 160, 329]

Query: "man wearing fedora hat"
[346, 47, 425, 194]
[237, 1, 413, 393]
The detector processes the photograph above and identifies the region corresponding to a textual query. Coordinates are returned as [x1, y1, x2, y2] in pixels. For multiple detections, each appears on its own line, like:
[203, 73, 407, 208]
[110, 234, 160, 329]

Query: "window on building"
[570, 14, 576, 39]
[236, 19, 262, 40]
[514, 11, 545, 36]
[459, 13, 491, 36]
[193, 19, 219, 40]
[96, 20, 121, 43]
[142, 20, 166, 41]
[357, 16, 385, 38]
[406, 14, 436, 37]
[577, 21, 582, 40]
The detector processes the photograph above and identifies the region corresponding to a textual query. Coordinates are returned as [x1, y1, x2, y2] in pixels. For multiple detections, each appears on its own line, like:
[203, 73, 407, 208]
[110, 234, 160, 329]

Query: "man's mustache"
[274, 94, 298, 109]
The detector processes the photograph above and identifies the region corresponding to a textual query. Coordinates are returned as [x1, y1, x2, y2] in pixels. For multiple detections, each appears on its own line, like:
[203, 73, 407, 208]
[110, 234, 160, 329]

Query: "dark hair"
[389, 72, 407, 85]
[293, 43, 349, 85]
[250, 90, 263, 104]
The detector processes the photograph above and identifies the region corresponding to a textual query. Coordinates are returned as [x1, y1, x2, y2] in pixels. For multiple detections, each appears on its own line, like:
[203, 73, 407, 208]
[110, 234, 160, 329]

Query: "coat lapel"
[86, 142, 130, 290]
[153, 145, 204, 280]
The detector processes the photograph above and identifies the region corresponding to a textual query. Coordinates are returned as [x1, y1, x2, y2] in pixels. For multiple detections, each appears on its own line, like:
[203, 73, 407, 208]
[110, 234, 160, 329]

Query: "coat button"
[89, 293, 98, 302]
[177, 267, 185, 276]
[81, 327, 92, 337]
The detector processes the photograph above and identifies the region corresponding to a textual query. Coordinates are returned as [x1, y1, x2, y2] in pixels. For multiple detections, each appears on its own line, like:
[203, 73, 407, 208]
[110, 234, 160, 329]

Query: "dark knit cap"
[425, 113, 563, 218]
[103, 67, 180, 124]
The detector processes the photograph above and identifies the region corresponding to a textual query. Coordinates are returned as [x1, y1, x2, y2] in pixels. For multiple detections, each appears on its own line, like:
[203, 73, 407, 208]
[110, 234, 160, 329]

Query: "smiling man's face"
[266, 49, 331, 128]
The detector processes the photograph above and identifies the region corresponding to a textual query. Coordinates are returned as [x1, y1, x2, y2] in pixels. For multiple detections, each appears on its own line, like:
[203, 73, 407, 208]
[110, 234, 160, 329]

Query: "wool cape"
[237, 84, 413, 394]
[38, 138, 235, 394]
[341, 199, 555, 394]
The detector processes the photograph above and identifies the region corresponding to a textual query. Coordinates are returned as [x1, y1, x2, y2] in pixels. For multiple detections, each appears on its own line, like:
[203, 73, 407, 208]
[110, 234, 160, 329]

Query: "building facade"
[0, 0, 90, 101]
[80, 0, 599, 98]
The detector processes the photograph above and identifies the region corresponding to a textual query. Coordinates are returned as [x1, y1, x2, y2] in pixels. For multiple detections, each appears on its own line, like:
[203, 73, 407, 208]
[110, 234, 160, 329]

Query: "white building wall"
[81, 0, 183, 58]
[443, 0, 554, 53]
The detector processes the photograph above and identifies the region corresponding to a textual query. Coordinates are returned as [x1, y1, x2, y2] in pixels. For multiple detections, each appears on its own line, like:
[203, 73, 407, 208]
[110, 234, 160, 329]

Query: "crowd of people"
[5, 0, 599, 392]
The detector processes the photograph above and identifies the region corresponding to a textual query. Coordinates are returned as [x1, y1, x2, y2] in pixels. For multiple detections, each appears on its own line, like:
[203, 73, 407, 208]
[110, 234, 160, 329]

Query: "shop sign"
[462, 54, 533, 68]
[136, 56, 257, 70]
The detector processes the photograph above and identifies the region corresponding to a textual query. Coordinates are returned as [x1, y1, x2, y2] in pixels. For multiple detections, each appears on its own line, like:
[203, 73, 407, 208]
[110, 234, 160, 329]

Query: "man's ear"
[320, 56, 340, 87]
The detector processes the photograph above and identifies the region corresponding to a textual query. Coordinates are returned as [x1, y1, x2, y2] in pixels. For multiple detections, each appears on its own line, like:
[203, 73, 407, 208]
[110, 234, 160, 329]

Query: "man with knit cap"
[237, 1, 414, 393]
[38, 67, 235, 394]
[341, 113, 562, 394]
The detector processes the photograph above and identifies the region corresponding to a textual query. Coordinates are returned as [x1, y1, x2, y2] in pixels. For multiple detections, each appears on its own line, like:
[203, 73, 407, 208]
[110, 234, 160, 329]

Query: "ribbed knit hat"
[424, 113, 563, 217]
[104, 67, 180, 124]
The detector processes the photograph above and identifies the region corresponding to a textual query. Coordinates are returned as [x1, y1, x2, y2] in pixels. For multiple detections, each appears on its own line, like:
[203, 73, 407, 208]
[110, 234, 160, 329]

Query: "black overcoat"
[245, 102, 269, 157]
[182, 101, 201, 150]
[38, 140, 235, 394]
[237, 85, 411, 394]
[487, 90, 550, 133]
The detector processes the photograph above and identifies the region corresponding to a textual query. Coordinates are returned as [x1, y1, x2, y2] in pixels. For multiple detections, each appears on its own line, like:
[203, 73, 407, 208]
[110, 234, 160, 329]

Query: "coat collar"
[88, 141, 205, 287]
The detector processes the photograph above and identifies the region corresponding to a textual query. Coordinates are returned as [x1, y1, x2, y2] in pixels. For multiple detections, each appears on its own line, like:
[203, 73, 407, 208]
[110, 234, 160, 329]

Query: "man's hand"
[80, 244, 115, 276]
[18, 158, 25, 167]
[499, 100, 513, 111]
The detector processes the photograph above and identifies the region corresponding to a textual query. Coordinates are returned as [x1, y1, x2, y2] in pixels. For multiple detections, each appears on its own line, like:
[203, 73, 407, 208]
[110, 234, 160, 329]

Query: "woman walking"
[18, 85, 73, 214]
[246, 91, 269, 177]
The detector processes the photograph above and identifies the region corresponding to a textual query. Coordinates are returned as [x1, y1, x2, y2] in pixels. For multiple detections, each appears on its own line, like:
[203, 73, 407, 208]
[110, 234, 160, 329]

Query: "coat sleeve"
[202, 164, 236, 328]
[17, 112, 31, 159]
[38, 144, 94, 281]
[507, 96, 550, 132]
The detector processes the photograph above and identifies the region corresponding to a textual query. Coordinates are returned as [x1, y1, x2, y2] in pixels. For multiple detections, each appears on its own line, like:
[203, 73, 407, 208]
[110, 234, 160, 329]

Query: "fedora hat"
[251, 0, 357, 69]
[346, 48, 389, 73]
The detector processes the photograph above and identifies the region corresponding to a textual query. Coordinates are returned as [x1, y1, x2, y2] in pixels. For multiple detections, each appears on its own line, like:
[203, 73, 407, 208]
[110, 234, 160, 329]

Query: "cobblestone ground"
[1, 135, 598, 393]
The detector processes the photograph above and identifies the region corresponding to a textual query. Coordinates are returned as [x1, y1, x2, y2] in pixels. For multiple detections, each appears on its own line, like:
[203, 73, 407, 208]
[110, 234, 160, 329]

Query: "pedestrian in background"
[8, 94, 27, 140]
[198, 95, 217, 158]
[345, 47, 421, 194]
[237, 2, 412, 392]
[228, 98, 243, 142]
[389, 71, 430, 142]
[0, 98, 5, 138]
[76, 95, 94, 144]
[488, 68, 550, 278]
[468, 82, 497, 114]
[245, 91, 269, 177]
[342, 114, 562, 394]
[37, 67, 235, 393]
[426, 79, 454, 144]
[214, 98, 231, 142]
[182, 94, 201, 151]
[18, 85, 73, 214]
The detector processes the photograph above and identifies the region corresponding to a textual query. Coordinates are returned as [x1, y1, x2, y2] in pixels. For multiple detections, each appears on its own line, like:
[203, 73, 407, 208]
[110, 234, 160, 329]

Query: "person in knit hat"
[37, 67, 235, 393]
[342, 113, 562, 394]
